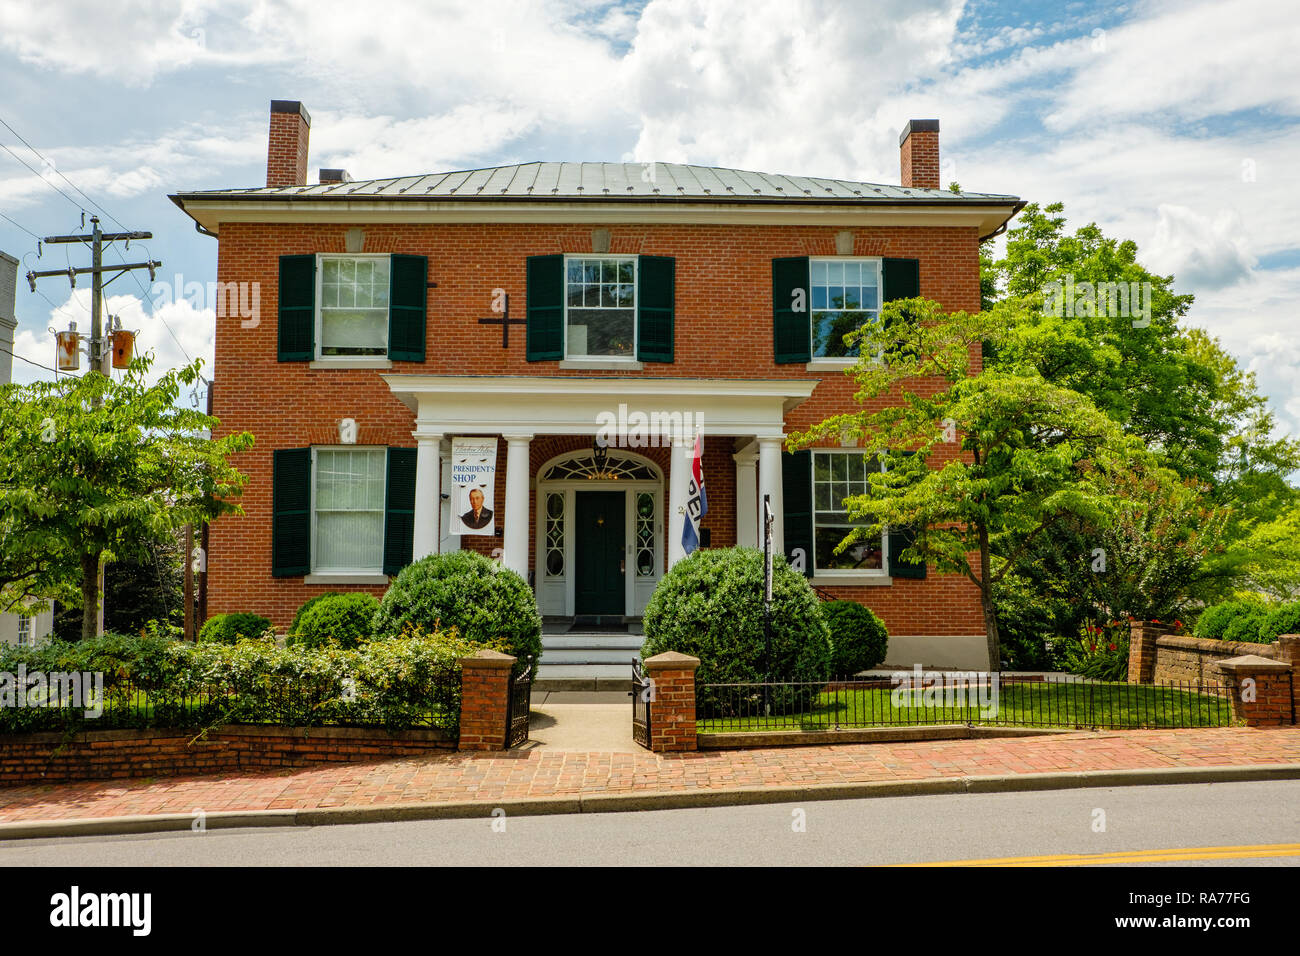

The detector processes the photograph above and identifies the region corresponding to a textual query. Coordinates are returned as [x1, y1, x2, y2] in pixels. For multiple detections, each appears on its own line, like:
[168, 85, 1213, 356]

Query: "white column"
[667, 438, 691, 567]
[757, 436, 784, 561]
[734, 445, 758, 549]
[412, 433, 442, 560]
[503, 434, 533, 577]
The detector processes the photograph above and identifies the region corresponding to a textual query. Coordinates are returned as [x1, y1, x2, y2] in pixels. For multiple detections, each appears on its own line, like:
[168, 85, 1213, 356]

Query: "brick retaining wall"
[0, 724, 453, 787]
[1153, 633, 1278, 684]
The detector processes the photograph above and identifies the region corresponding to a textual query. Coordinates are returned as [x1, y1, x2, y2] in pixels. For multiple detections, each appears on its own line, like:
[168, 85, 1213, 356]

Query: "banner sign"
[681, 432, 708, 554]
[451, 438, 498, 536]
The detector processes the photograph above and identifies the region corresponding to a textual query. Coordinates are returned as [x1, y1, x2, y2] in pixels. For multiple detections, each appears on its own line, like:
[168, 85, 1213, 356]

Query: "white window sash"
[310, 446, 387, 574]
[315, 253, 392, 359]
[562, 254, 638, 360]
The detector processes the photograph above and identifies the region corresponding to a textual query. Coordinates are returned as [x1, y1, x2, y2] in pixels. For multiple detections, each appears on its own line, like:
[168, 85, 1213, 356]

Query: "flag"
[682, 432, 708, 554]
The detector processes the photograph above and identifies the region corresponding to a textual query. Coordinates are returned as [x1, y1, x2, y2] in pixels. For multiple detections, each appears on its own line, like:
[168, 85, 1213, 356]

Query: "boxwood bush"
[1194, 598, 1271, 643]
[641, 547, 830, 712]
[372, 551, 542, 667]
[198, 612, 273, 645]
[291, 592, 379, 649]
[288, 592, 340, 642]
[821, 600, 889, 676]
[1259, 601, 1300, 643]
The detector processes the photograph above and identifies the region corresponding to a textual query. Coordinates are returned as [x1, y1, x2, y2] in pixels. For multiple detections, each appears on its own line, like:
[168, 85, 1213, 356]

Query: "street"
[1, 781, 1296, 866]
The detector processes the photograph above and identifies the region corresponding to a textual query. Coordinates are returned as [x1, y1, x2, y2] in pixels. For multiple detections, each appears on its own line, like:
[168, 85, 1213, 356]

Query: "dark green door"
[575, 490, 625, 616]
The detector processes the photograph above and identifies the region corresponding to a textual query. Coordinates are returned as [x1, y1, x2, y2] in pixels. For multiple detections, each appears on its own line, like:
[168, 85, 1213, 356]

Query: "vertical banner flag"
[682, 432, 708, 554]
[451, 438, 498, 536]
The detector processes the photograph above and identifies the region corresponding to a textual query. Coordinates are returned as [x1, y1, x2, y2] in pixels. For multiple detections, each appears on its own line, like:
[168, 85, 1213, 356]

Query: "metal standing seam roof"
[170, 161, 1020, 205]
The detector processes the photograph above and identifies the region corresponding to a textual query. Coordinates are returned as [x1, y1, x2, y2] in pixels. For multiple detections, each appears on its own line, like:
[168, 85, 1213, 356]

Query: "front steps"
[536, 631, 645, 692]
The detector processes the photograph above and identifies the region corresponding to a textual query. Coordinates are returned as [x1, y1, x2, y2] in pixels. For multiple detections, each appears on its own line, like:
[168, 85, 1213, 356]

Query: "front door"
[575, 490, 625, 617]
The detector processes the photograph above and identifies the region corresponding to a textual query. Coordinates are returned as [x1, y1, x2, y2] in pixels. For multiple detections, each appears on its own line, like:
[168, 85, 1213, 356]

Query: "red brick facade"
[204, 219, 988, 641]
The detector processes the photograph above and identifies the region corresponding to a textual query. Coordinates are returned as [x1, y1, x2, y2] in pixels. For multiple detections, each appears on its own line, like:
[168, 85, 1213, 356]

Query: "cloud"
[1146, 204, 1256, 290]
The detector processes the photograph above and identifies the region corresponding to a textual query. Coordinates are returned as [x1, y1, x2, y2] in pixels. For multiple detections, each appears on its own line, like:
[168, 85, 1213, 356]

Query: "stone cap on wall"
[1157, 633, 1279, 657]
[644, 651, 701, 672]
[460, 648, 517, 669]
[1214, 654, 1292, 675]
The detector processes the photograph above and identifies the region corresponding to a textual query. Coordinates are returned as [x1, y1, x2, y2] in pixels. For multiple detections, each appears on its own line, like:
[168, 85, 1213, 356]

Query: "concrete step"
[542, 632, 644, 648]
[535, 663, 637, 693]
[542, 649, 642, 665]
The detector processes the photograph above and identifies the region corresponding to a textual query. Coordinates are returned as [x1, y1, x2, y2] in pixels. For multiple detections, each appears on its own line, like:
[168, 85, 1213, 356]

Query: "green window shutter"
[271, 448, 311, 577]
[525, 254, 564, 361]
[636, 255, 675, 363]
[886, 450, 927, 579]
[772, 257, 811, 364]
[781, 448, 813, 576]
[388, 254, 428, 362]
[882, 257, 921, 302]
[383, 447, 417, 576]
[277, 255, 315, 361]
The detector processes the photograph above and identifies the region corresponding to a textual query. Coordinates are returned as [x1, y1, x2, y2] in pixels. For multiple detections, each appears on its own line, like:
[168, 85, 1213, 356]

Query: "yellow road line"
[895, 843, 1300, 866]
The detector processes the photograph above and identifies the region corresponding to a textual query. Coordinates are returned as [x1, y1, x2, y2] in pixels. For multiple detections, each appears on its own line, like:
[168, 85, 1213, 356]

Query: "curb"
[2, 762, 1299, 841]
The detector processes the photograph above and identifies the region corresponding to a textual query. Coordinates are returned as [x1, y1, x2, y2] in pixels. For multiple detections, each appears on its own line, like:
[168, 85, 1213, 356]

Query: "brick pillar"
[644, 651, 700, 753]
[1273, 634, 1300, 724]
[1214, 655, 1295, 727]
[458, 649, 516, 751]
[1127, 621, 1165, 684]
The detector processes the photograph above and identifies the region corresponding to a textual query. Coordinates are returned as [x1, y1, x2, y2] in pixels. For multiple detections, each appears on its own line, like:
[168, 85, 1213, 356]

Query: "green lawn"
[696, 680, 1232, 733]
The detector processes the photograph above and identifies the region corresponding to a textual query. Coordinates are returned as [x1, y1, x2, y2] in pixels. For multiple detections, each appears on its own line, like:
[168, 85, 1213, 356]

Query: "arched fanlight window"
[540, 453, 659, 482]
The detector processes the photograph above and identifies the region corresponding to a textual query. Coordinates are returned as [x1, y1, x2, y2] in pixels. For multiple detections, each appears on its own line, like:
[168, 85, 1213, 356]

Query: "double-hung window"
[564, 256, 637, 359]
[812, 450, 887, 574]
[810, 258, 881, 358]
[16, 614, 31, 647]
[317, 255, 390, 356]
[312, 447, 387, 573]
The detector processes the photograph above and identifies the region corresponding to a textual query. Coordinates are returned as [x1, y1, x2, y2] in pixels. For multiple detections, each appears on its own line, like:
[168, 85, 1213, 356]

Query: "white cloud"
[1146, 204, 1256, 290]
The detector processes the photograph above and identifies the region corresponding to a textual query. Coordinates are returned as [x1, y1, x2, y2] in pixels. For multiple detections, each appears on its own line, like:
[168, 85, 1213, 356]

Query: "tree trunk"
[981, 588, 1001, 671]
[80, 551, 100, 643]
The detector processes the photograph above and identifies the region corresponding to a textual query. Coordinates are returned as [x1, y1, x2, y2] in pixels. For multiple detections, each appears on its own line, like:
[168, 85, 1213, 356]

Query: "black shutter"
[277, 255, 315, 361]
[383, 447, 417, 576]
[882, 257, 920, 301]
[388, 254, 428, 362]
[636, 255, 675, 363]
[525, 254, 564, 361]
[781, 449, 813, 576]
[271, 448, 311, 576]
[887, 450, 927, 579]
[772, 257, 811, 364]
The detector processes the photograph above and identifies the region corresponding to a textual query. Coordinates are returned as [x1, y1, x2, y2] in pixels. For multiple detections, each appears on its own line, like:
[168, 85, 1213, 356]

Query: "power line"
[0, 139, 87, 214]
[0, 207, 41, 240]
[0, 344, 60, 375]
[0, 112, 129, 232]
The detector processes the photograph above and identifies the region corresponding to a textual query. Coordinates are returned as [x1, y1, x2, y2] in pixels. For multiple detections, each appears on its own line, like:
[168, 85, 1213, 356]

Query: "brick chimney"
[899, 119, 940, 190]
[319, 168, 351, 185]
[267, 100, 311, 188]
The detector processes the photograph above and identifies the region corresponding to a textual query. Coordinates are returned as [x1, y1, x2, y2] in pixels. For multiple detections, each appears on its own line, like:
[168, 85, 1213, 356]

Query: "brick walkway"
[1, 727, 1298, 823]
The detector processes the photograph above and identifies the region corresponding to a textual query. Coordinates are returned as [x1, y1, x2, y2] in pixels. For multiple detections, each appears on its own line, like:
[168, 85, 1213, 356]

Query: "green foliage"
[1260, 602, 1300, 643]
[198, 612, 273, 645]
[0, 628, 484, 734]
[1191, 597, 1276, 643]
[992, 570, 1071, 669]
[372, 551, 542, 666]
[820, 600, 888, 676]
[0, 356, 254, 639]
[288, 592, 341, 641]
[292, 592, 379, 649]
[641, 548, 831, 706]
[1059, 621, 1130, 680]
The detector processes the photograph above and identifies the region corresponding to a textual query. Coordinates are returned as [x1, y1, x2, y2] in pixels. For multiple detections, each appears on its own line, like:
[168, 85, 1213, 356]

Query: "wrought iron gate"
[631, 658, 652, 748]
[505, 658, 533, 748]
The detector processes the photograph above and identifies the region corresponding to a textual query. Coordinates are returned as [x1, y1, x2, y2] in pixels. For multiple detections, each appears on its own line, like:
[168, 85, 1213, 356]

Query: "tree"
[791, 296, 1140, 667]
[0, 357, 253, 640]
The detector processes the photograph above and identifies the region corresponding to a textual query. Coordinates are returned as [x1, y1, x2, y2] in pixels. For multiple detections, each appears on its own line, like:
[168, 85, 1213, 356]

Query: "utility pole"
[27, 217, 161, 640]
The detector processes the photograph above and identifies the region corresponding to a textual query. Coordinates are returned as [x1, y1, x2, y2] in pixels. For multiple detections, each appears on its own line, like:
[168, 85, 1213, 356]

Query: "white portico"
[383, 375, 815, 616]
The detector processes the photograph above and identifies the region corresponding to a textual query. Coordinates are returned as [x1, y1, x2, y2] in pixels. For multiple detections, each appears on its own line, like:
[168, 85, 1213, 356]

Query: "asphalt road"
[1, 781, 1297, 866]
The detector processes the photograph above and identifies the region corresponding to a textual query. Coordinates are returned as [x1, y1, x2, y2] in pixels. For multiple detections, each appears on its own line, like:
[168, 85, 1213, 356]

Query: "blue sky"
[1, 0, 1297, 438]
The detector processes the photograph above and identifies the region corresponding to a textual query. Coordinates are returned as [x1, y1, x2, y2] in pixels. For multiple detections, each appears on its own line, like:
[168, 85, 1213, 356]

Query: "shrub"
[292, 593, 379, 649]
[641, 547, 830, 712]
[1259, 601, 1300, 643]
[1059, 621, 1130, 681]
[372, 551, 542, 666]
[1194, 597, 1271, 643]
[288, 592, 340, 641]
[821, 600, 889, 676]
[198, 612, 273, 645]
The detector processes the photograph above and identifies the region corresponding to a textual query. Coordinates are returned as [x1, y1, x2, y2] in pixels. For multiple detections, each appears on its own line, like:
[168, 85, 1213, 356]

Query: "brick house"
[169, 101, 1022, 671]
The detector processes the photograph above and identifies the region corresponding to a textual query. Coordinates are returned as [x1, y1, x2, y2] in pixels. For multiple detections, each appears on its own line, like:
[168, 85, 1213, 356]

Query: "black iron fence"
[505, 657, 534, 748]
[697, 674, 1234, 733]
[0, 669, 463, 735]
[631, 659, 652, 748]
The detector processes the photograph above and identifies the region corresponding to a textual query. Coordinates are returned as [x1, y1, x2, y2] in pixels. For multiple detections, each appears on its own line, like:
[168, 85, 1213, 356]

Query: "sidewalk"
[1, 727, 1299, 837]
